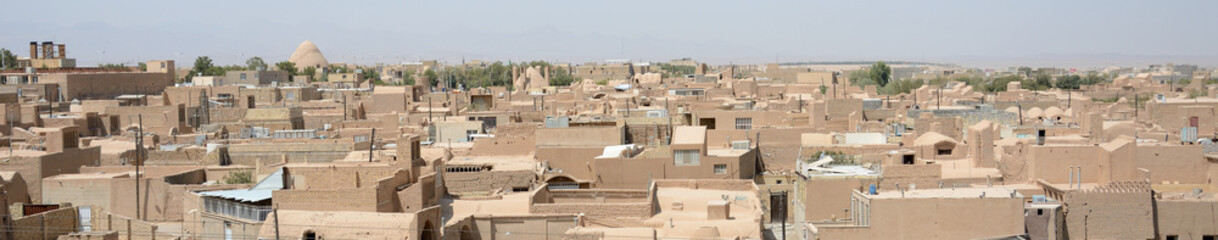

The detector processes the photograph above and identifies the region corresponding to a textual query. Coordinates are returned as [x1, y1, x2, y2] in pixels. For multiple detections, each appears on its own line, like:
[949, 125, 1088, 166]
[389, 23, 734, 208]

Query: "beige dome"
[1044, 107, 1064, 118]
[288, 40, 329, 70]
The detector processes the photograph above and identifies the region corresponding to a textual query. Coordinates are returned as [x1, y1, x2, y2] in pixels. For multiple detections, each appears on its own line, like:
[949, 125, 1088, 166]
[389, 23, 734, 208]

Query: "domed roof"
[1026, 107, 1044, 119]
[1044, 107, 1064, 118]
[288, 40, 329, 70]
[1004, 107, 1020, 114]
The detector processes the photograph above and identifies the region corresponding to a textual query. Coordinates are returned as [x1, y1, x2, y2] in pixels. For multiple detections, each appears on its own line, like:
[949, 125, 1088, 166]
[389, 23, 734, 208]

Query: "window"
[466, 130, 478, 142]
[735, 118, 752, 130]
[902, 155, 915, 165]
[224, 221, 233, 240]
[937, 149, 952, 156]
[240, 73, 247, 80]
[1166, 235, 1178, 240]
[700, 118, 716, 129]
[675, 150, 700, 166]
[1036, 209, 1044, 215]
[285, 92, 296, 100]
[160, 62, 165, 68]
[1203, 235, 1215, 240]
[714, 164, 727, 174]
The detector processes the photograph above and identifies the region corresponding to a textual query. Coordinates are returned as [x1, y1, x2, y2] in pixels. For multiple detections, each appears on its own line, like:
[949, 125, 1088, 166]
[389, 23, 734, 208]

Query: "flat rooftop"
[865, 187, 1021, 200]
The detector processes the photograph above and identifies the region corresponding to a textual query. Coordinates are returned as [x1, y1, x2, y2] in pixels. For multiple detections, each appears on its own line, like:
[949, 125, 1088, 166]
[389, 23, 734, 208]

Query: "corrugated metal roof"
[198, 168, 284, 202]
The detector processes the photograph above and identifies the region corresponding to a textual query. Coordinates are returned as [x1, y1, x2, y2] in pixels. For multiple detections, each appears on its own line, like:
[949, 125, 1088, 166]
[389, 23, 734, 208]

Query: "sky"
[2, 0, 1217, 69]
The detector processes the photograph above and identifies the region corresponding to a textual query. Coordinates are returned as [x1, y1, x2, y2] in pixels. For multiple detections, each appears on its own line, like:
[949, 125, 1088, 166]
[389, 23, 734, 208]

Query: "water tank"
[869, 184, 877, 195]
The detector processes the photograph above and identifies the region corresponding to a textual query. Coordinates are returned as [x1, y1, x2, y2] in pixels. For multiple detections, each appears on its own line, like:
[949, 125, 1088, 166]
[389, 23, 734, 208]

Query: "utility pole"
[1018, 104, 1024, 125]
[135, 114, 143, 220]
[666, 98, 672, 144]
[368, 128, 375, 162]
[273, 207, 281, 240]
[782, 190, 787, 240]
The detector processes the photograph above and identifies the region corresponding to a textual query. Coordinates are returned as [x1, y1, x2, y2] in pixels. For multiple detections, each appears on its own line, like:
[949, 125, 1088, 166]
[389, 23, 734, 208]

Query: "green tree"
[137, 62, 147, 71]
[1081, 72, 1105, 85]
[274, 61, 298, 77]
[1017, 67, 1033, 77]
[0, 48, 17, 70]
[245, 57, 268, 70]
[401, 70, 416, 85]
[423, 69, 438, 86]
[223, 170, 253, 184]
[1055, 75, 1082, 90]
[301, 66, 318, 82]
[98, 63, 128, 70]
[360, 67, 380, 82]
[988, 75, 1022, 92]
[849, 70, 875, 86]
[549, 67, 578, 86]
[1022, 73, 1052, 91]
[869, 61, 892, 87]
[880, 79, 924, 95]
[187, 56, 226, 81]
[927, 76, 950, 87]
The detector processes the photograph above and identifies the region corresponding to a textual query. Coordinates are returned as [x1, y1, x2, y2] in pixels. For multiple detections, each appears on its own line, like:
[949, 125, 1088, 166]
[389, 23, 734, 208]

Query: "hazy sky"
[3, 0, 1217, 69]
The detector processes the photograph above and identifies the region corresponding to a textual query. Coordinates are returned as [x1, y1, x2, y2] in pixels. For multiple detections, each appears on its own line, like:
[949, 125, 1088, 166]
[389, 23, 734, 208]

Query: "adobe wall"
[592, 150, 756, 189]
[102, 105, 185, 136]
[286, 165, 397, 190]
[1063, 186, 1155, 240]
[444, 169, 535, 194]
[42, 72, 173, 100]
[880, 164, 942, 188]
[530, 202, 652, 218]
[1133, 144, 1207, 184]
[1026, 145, 1107, 184]
[1146, 102, 1218, 135]
[398, 173, 438, 212]
[42, 177, 116, 210]
[274, 188, 379, 212]
[536, 146, 605, 182]
[1156, 200, 1218, 239]
[535, 127, 623, 146]
[11, 206, 77, 240]
[107, 178, 174, 221]
[197, 211, 261, 240]
[817, 197, 1024, 239]
[543, 189, 649, 204]
[803, 177, 879, 221]
[4, 147, 99, 203]
[374, 169, 412, 212]
[469, 214, 578, 240]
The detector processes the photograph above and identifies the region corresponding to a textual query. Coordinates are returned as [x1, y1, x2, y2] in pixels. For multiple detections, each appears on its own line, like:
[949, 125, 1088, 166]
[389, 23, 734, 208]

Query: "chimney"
[42, 41, 54, 60]
[57, 44, 66, 59]
[29, 41, 38, 59]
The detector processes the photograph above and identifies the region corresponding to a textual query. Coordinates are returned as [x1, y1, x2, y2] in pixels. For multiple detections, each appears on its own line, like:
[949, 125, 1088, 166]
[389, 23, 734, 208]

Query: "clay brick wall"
[1063, 183, 1154, 240]
[92, 210, 171, 240]
[535, 127, 623, 146]
[880, 164, 942, 188]
[274, 188, 379, 212]
[530, 202, 652, 218]
[443, 169, 535, 193]
[11, 206, 77, 240]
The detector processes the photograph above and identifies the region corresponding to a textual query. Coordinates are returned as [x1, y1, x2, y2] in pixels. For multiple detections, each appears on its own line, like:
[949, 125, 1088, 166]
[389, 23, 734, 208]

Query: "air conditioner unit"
[731, 140, 750, 150]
